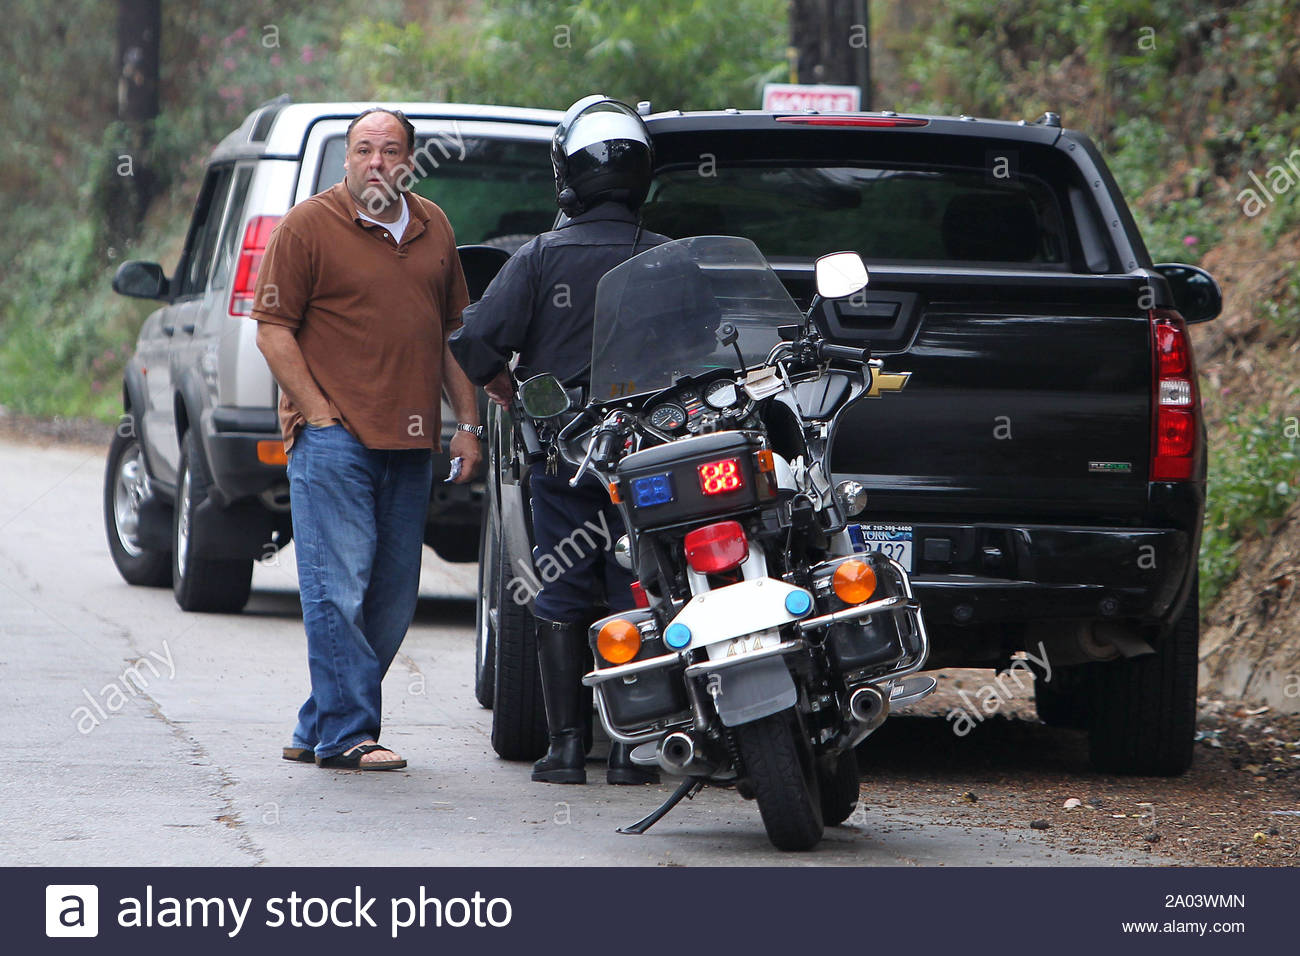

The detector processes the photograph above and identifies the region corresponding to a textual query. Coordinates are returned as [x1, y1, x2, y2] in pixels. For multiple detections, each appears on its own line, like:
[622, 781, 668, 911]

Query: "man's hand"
[484, 369, 514, 409]
[448, 429, 482, 483]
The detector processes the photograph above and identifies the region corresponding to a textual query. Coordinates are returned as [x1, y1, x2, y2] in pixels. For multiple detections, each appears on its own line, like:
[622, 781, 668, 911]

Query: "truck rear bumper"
[907, 523, 1191, 627]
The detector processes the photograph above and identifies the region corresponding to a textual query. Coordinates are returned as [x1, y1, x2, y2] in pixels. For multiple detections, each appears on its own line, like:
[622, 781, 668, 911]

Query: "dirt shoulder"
[860, 669, 1300, 866]
[0, 408, 113, 452]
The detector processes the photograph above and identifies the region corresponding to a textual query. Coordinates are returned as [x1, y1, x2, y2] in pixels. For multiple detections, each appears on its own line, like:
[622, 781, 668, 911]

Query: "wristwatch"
[455, 423, 486, 440]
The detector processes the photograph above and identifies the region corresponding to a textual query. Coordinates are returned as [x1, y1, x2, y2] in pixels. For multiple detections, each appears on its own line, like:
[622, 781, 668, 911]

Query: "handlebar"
[817, 341, 872, 364]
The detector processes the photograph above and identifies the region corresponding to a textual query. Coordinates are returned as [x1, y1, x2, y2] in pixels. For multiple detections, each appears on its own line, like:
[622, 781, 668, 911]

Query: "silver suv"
[105, 97, 561, 612]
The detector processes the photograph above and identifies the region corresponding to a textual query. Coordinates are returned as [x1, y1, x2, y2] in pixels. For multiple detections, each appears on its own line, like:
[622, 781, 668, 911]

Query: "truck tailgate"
[829, 271, 1153, 522]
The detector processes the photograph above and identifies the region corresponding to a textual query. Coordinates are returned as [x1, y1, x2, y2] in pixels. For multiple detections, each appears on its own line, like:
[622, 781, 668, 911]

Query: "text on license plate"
[850, 523, 913, 571]
[717, 629, 781, 660]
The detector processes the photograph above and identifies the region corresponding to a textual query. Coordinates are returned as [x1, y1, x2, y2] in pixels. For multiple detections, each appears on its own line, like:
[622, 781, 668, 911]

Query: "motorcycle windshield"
[590, 235, 804, 401]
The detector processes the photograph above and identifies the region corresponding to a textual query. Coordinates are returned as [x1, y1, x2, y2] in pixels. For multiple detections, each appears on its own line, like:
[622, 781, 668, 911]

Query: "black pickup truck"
[477, 108, 1220, 777]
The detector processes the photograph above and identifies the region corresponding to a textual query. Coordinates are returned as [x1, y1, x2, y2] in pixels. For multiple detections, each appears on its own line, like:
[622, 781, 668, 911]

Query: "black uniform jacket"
[449, 202, 668, 387]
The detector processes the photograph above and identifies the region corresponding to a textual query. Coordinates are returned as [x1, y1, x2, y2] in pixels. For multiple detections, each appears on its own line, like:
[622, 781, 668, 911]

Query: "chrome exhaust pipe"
[658, 732, 696, 773]
[832, 684, 891, 750]
[849, 685, 887, 727]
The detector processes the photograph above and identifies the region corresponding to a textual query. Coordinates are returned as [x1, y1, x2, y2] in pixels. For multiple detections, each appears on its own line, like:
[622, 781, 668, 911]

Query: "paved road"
[0, 437, 1154, 866]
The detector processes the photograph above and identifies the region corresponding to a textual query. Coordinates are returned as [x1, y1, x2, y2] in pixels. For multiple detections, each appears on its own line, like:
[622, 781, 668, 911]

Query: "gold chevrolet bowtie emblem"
[867, 370, 911, 398]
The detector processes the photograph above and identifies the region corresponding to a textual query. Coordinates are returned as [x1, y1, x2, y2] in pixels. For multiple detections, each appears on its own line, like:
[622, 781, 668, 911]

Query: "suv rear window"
[642, 164, 1070, 267]
[315, 135, 554, 245]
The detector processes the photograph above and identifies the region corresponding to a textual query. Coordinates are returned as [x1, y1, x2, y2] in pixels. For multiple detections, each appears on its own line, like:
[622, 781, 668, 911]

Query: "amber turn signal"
[257, 440, 288, 465]
[832, 559, 877, 605]
[597, 618, 642, 665]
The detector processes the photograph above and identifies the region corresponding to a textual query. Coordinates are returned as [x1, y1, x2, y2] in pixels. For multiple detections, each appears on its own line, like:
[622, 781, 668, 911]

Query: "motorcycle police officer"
[449, 96, 668, 784]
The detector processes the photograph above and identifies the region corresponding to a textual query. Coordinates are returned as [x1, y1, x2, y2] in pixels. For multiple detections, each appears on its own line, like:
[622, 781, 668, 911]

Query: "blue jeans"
[286, 424, 432, 759]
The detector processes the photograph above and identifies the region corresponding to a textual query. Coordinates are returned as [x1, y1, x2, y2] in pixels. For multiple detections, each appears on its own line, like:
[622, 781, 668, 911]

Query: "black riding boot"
[607, 740, 660, 785]
[531, 619, 587, 784]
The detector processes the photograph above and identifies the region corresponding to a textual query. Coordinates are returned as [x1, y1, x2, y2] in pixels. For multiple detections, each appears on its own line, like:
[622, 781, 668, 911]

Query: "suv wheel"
[103, 416, 171, 587]
[1087, 582, 1198, 776]
[489, 522, 547, 760]
[172, 431, 253, 613]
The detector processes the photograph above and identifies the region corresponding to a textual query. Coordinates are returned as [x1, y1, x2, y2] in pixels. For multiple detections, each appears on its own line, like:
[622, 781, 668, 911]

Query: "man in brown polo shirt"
[253, 108, 482, 770]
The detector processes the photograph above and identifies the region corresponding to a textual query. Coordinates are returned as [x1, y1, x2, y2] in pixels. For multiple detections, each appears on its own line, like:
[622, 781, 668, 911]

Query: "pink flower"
[91, 381, 104, 394]
[1184, 235, 1198, 246]
[233, 26, 248, 40]
[300, 45, 315, 64]
[101, 349, 115, 362]
[224, 57, 236, 71]
[270, 53, 282, 67]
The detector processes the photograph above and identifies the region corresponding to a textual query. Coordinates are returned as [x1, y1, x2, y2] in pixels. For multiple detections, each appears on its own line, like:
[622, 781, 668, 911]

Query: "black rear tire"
[172, 431, 253, 614]
[1087, 583, 1198, 776]
[103, 417, 171, 587]
[489, 525, 547, 760]
[819, 748, 860, 827]
[735, 710, 825, 851]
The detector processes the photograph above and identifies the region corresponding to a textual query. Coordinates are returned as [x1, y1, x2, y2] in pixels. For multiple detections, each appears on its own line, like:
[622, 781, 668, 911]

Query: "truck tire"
[1087, 584, 1198, 775]
[172, 431, 253, 613]
[489, 527, 547, 760]
[819, 748, 860, 827]
[104, 419, 172, 587]
[735, 710, 825, 851]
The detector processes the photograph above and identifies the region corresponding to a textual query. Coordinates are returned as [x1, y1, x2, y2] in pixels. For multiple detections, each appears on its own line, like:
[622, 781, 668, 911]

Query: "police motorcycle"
[516, 235, 933, 851]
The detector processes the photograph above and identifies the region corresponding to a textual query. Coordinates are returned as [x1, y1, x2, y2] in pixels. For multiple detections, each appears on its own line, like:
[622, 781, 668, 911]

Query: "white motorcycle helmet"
[551, 95, 654, 215]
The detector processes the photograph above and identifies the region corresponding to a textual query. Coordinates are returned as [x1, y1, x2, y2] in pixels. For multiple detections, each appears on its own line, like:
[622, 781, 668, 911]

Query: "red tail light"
[229, 215, 281, 316]
[1149, 309, 1200, 480]
[698, 457, 743, 496]
[775, 116, 929, 128]
[684, 521, 749, 574]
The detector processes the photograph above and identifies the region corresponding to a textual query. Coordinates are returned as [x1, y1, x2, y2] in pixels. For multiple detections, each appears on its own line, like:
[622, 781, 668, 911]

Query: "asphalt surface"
[0, 436, 1155, 866]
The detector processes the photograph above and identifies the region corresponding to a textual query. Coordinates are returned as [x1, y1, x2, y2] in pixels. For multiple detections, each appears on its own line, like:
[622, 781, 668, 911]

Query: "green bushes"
[1199, 403, 1300, 608]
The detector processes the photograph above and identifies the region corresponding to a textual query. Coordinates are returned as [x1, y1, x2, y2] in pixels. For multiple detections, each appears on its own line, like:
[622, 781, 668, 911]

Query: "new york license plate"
[850, 523, 913, 571]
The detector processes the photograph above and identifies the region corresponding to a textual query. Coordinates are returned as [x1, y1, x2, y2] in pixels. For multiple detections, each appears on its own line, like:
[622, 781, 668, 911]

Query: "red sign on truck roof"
[762, 83, 861, 112]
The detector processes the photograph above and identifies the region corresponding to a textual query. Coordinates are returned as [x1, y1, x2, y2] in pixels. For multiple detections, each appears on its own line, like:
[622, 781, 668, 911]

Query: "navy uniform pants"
[528, 462, 635, 624]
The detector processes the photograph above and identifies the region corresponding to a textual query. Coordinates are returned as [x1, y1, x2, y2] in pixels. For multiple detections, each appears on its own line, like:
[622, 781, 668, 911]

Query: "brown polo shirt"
[250, 181, 469, 451]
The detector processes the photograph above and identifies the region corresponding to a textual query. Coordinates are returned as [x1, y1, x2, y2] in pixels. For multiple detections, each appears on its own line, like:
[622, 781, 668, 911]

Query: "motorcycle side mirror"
[517, 373, 572, 419]
[814, 251, 869, 299]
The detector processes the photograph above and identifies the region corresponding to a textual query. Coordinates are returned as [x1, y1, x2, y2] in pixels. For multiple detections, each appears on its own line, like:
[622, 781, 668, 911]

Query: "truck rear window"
[316, 135, 554, 246]
[641, 164, 1070, 266]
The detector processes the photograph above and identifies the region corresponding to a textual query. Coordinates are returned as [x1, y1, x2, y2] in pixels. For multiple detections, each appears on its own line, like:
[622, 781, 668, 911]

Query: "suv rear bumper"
[903, 523, 1192, 628]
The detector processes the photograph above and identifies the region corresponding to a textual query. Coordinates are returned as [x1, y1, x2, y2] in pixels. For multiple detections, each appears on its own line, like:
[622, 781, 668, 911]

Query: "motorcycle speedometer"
[648, 403, 687, 430]
[704, 379, 739, 409]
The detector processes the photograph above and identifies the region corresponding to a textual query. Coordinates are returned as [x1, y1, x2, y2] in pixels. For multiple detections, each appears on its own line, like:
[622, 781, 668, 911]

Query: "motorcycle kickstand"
[617, 778, 705, 836]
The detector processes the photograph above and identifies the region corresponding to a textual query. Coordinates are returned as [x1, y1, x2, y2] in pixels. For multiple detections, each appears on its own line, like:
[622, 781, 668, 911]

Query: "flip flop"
[316, 743, 407, 771]
[282, 746, 315, 763]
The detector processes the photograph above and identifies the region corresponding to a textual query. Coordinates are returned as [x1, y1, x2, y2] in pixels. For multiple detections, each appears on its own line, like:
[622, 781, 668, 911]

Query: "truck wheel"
[735, 710, 825, 851]
[172, 431, 253, 613]
[1087, 584, 1198, 775]
[103, 419, 171, 587]
[818, 748, 860, 827]
[1034, 665, 1089, 729]
[489, 527, 547, 760]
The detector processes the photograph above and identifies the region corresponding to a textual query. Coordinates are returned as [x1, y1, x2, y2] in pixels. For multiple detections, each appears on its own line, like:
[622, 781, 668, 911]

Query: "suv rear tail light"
[229, 215, 281, 316]
[684, 520, 748, 574]
[1149, 309, 1200, 480]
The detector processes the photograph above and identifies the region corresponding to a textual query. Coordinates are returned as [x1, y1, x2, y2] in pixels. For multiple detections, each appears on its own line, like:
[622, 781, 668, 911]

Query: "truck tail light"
[698, 457, 743, 495]
[229, 215, 282, 316]
[684, 520, 748, 574]
[1149, 309, 1200, 481]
